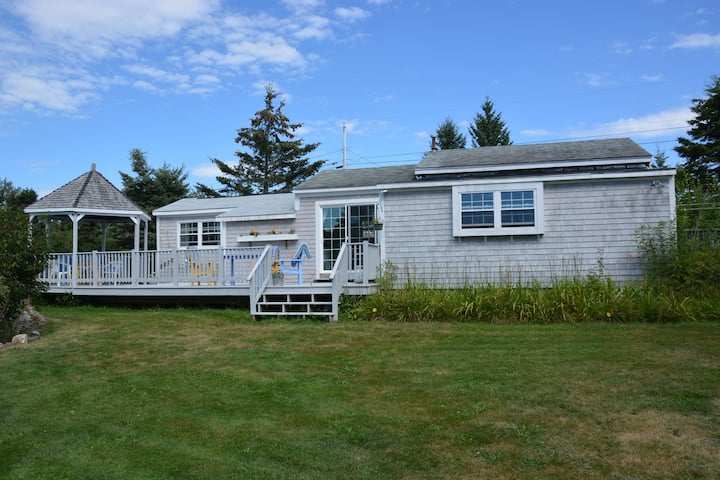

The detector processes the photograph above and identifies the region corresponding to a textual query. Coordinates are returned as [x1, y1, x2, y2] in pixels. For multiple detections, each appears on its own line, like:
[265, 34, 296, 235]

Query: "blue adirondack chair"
[278, 243, 312, 285]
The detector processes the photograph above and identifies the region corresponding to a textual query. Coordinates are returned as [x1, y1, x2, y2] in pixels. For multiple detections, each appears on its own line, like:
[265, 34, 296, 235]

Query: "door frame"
[314, 196, 382, 276]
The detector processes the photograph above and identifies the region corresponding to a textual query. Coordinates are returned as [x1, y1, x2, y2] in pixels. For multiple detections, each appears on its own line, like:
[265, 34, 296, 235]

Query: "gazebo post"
[132, 216, 141, 285]
[70, 213, 84, 288]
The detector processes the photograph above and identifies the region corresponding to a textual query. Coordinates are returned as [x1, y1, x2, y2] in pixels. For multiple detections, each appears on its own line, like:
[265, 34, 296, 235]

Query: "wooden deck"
[40, 242, 380, 320]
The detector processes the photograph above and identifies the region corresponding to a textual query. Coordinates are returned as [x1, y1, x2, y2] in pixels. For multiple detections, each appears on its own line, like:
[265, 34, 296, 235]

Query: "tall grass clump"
[349, 249, 717, 323]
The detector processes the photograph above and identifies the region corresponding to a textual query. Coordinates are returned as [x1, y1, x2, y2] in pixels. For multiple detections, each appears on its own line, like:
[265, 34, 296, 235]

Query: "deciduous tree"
[0, 179, 47, 341]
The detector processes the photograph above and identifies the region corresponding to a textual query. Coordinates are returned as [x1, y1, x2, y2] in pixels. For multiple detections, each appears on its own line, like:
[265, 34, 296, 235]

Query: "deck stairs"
[254, 283, 335, 318]
[249, 241, 380, 321]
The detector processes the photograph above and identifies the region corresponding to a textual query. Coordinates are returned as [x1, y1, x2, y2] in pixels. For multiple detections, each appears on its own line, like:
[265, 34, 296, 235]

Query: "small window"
[453, 183, 543, 237]
[179, 221, 222, 247]
[461, 192, 494, 228]
[501, 191, 535, 227]
[180, 222, 199, 247]
[202, 222, 221, 246]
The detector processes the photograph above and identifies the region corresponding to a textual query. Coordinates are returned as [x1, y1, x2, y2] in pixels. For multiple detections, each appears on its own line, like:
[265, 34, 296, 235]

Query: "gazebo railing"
[40, 247, 266, 287]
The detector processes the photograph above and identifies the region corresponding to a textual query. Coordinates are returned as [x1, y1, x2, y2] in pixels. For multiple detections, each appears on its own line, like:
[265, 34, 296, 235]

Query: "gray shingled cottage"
[30, 138, 676, 319]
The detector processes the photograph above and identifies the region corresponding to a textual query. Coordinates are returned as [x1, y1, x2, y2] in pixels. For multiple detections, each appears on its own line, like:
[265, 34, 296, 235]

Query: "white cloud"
[0, 68, 98, 113]
[11, 0, 219, 58]
[293, 15, 332, 40]
[671, 33, 720, 49]
[568, 107, 692, 139]
[1, 0, 380, 115]
[642, 74, 663, 82]
[335, 7, 371, 22]
[580, 72, 616, 88]
[521, 129, 553, 136]
[191, 163, 221, 179]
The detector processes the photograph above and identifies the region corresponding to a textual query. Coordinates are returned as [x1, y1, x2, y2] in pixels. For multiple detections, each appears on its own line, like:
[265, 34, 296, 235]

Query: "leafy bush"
[636, 221, 720, 297]
[0, 206, 48, 342]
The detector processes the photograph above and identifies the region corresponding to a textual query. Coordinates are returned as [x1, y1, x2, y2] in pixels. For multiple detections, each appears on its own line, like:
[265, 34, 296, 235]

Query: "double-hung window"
[179, 221, 221, 247]
[453, 182, 543, 236]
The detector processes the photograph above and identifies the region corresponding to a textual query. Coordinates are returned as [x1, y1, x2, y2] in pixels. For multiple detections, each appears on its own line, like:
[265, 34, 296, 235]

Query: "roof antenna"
[342, 123, 347, 169]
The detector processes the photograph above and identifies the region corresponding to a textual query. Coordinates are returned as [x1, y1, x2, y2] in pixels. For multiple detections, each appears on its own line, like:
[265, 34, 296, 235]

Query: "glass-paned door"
[322, 204, 376, 271]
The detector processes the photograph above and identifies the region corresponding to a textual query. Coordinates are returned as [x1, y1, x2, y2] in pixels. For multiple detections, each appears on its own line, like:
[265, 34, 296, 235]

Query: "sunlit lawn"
[1, 306, 718, 479]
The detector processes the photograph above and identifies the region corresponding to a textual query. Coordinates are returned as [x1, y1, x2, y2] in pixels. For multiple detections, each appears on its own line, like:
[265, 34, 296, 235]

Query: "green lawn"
[1, 306, 718, 479]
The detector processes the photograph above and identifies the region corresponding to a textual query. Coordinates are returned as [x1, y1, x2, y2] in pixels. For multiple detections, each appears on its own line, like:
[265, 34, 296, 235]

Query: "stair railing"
[247, 245, 273, 316]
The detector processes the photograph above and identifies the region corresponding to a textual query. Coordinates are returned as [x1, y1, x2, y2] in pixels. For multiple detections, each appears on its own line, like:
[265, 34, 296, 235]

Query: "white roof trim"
[153, 208, 233, 217]
[380, 168, 676, 191]
[414, 156, 651, 176]
[218, 213, 296, 222]
[24, 207, 151, 221]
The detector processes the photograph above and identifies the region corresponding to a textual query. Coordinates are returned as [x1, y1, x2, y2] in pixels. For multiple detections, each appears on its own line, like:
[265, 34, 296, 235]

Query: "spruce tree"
[434, 117, 467, 149]
[469, 97, 512, 147]
[675, 75, 720, 186]
[199, 85, 323, 196]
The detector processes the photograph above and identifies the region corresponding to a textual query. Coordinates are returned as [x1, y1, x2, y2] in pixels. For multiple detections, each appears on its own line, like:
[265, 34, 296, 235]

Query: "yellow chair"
[188, 253, 218, 286]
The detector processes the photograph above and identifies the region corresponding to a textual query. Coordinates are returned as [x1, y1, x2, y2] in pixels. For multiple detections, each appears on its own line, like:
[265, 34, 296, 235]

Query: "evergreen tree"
[675, 75, 720, 186]
[652, 145, 669, 169]
[199, 85, 323, 196]
[118, 149, 190, 249]
[469, 97, 512, 147]
[120, 148, 190, 214]
[434, 117, 467, 150]
[675, 75, 720, 236]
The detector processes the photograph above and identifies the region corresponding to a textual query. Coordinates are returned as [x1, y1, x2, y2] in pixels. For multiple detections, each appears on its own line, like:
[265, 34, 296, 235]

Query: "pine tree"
[433, 117, 467, 150]
[469, 97, 512, 147]
[651, 145, 669, 169]
[120, 149, 189, 214]
[675, 75, 720, 186]
[199, 85, 323, 196]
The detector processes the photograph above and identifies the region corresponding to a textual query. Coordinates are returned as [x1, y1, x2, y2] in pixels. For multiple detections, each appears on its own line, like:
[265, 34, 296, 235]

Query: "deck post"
[131, 250, 139, 286]
[92, 250, 99, 287]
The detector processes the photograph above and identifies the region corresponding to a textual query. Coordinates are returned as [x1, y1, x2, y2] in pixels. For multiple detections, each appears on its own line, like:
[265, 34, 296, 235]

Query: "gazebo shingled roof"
[25, 164, 150, 222]
[24, 164, 151, 257]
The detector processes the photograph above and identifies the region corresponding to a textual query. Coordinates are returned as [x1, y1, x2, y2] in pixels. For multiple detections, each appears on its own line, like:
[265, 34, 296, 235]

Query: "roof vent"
[91, 163, 96, 171]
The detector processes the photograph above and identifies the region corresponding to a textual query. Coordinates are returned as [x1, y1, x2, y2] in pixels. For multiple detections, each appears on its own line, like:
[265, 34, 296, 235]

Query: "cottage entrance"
[322, 204, 376, 271]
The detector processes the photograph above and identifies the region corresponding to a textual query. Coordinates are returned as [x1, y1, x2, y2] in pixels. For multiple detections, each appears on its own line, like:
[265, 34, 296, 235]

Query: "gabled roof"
[415, 138, 651, 176]
[25, 164, 150, 221]
[294, 164, 417, 191]
[154, 192, 296, 221]
[293, 139, 653, 192]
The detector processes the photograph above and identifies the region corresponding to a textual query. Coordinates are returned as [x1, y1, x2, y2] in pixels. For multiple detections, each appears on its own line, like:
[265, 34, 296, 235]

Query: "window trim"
[177, 220, 223, 248]
[452, 182, 544, 237]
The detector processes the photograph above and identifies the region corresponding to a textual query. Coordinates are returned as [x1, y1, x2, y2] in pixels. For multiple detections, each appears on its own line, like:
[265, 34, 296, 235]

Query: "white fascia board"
[382, 169, 676, 191]
[153, 208, 231, 217]
[218, 213, 296, 222]
[414, 156, 651, 176]
[294, 186, 382, 197]
[25, 207, 151, 221]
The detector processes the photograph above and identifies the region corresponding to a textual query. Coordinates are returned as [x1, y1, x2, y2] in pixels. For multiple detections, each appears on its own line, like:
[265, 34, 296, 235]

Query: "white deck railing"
[40, 247, 266, 288]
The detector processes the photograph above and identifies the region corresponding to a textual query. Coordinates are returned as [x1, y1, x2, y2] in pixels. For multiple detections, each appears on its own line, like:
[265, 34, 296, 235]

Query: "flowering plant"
[250, 229, 259, 236]
[271, 261, 281, 275]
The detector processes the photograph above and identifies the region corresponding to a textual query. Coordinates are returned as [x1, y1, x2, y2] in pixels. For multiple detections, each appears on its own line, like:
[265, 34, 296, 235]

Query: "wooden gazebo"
[24, 164, 151, 278]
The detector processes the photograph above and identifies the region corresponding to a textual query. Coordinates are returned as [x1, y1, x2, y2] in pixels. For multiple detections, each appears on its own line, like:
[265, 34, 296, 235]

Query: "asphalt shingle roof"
[25, 165, 148, 218]
[416, 138, 651, 171]
[294, 164, 417, 191]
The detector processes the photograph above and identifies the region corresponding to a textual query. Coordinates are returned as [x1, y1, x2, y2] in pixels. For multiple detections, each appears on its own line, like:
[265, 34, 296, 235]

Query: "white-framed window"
[179, 221, 222, 247]
[452, 182, 544, 237]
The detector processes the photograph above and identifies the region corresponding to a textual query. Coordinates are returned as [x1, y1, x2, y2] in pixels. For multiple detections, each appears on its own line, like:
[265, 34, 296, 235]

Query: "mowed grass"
[1, 307, 718, 479]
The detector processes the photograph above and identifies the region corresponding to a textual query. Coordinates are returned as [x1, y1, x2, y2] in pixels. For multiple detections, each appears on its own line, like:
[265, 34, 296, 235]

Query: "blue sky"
[1, 0, 718, 198]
